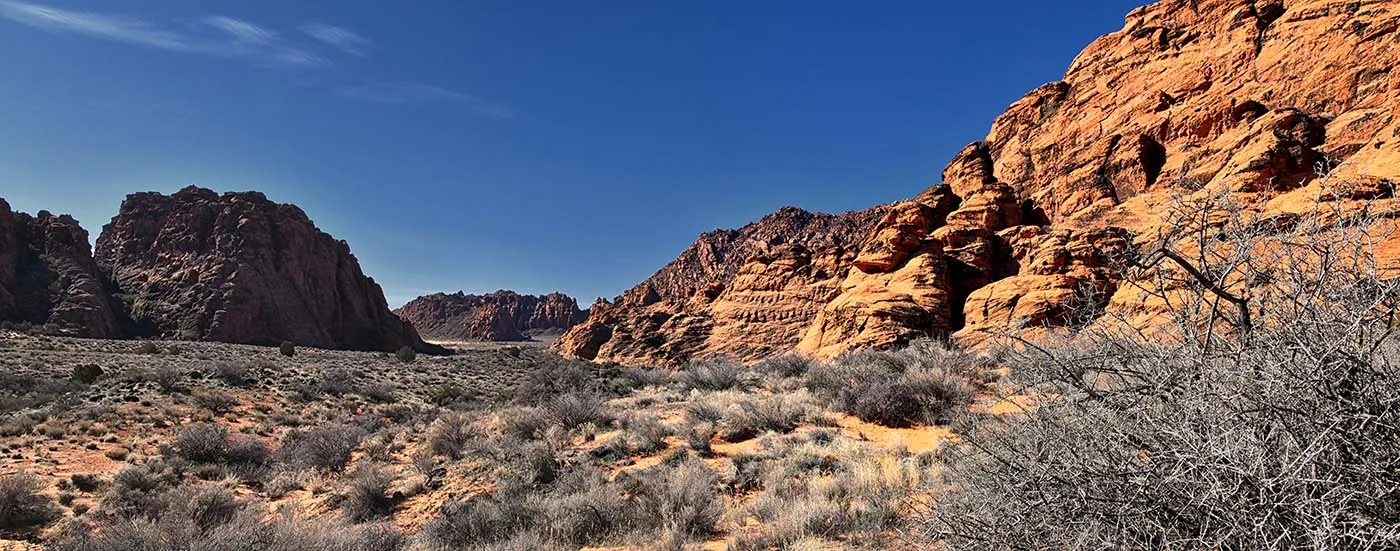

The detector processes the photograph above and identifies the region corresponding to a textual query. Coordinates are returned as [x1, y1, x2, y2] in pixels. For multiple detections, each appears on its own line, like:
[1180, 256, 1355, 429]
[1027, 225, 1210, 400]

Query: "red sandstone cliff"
[555, 206, 887, 365]
[95, 186, 440, 353]
[559, 0, 1400, 365]
[0, 199, 124, 338]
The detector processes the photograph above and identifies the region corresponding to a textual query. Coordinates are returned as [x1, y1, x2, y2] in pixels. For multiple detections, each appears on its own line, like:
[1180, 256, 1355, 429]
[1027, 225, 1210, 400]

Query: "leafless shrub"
[102, 461, 177, 520]
[318, 369, 356, 397]
[677, 359, 749, 391]
[530, 473, 641, 546]
[417, 484, 533, 549]
[151, 366, 182, 392]
[754, 353, 815, 377]
[683, 422, 715, 456]
[278, 424, 364, 472]
[718, 393, 810, 441]
[53, 506, 406, 551]
[497, 406, 551, 440]
[617, 412, 670, 454]
[615, 366, 671, 390]
[224, 437, 272, 481]
[427, 411, 480, 460]
[357, 381, 398, 404]
[544, 392, 607, 429]
[511, 358, 598, 405]
[172, 423, 229, 463]
[927, 190, 1400, 551]
[341, 463, 398, 523]
[192, 389, 237, 413]
[0, 472, 59, 530]
[809, 340, 980, 427]
[213, 362, 251, 387]
[632, 459, 721, 541]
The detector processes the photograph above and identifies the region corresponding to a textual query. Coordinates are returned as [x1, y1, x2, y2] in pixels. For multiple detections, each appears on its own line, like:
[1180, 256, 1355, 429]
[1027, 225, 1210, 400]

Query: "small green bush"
[280, 340, 296, 357]
[394, 346, 416, 363]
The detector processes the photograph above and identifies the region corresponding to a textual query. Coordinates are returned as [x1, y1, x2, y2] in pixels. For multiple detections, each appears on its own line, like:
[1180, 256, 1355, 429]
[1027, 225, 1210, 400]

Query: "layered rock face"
[0, 199, 123, 337]
[562, 0, 1400, 364]
[555, 206, 886, 365]
[395, 291, 586, 342]
[805, 0, 1399, 356]
[95, 186, 439, 353]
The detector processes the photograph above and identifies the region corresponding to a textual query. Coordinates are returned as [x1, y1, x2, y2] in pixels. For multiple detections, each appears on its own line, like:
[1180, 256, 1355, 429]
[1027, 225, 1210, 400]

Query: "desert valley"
[2, 0, 1400, 549]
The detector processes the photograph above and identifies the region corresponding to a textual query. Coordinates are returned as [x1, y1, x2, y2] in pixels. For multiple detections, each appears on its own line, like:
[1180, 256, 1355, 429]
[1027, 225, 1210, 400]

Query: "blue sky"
[0, 0, 1144, 307]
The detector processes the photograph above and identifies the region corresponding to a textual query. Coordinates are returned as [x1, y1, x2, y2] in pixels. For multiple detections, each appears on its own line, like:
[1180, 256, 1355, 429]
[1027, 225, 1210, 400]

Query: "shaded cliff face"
[562, 0, 1400, 365]
[0, 199, 123, 338]
[395, 291, 586, 342]
[554, 206, 888, 365]
[95, 186, 440, 353]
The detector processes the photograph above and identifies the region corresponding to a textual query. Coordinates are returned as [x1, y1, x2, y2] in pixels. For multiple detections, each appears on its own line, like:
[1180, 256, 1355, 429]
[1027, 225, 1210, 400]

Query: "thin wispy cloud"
[0, 1, 508, 117]
[301, 22, 370, 56]
[340, 82, 514, 118]
[0, 1, 320, 67]
[0, 0, 192, 51]
[203, 16, 277, 47]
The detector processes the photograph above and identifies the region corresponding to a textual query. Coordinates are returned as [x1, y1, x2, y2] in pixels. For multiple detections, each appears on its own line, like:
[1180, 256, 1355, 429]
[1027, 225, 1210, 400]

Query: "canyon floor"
[0, 332, 991, 550]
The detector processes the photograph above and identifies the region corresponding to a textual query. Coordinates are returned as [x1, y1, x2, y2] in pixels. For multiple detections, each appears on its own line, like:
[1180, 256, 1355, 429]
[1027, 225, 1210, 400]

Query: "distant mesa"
[396, 290, 587, 343]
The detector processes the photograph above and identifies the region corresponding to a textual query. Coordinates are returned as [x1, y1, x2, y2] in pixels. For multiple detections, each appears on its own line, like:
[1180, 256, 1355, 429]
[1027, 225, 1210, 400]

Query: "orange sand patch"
[830, 414, 952, 454]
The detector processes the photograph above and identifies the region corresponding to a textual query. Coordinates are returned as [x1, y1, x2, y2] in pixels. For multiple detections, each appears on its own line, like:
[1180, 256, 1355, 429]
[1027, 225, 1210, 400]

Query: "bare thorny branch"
[927, 187, 1400, 551]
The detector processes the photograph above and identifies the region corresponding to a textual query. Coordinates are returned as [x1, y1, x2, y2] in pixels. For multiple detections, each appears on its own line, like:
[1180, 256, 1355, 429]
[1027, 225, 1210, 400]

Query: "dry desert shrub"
[340, 462, 398, 523]
[0, 472, 59, 531]
[676, 358, 751, 391]
[277, 424, 364, 472]
[926, 191, 1400, 550]
[426, 411, 480, 460]
[808, 340, 985, 427]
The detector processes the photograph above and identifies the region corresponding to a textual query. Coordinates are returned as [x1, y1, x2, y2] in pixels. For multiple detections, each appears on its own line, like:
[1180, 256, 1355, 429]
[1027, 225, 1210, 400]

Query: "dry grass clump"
[172, 423, 230, 463]
[340, 462, 399, 522]
[418, 459, 721, 550]
[808, 340, 988, 427]
[676, 359, 751, 391]
[425, 411, 480, 460]
[278, 425, 364, 472]
[53, 499, 407, 551]
[0, 472, 59, 530]
[734, 453, 931, 549]
[543, 391, 609, 429]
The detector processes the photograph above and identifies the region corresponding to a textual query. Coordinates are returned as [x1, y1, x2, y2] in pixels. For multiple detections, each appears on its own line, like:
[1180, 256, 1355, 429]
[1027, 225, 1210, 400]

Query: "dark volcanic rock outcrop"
[396, 290, 586, 342]
[0, 199, 123, 337]
[95, 186, 439, 353]
[560, 0, 1400, 365]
